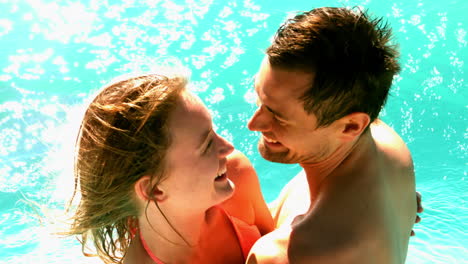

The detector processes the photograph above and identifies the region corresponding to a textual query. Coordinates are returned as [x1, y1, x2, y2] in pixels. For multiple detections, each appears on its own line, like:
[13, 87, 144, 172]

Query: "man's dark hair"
[267, 7, 401, 127]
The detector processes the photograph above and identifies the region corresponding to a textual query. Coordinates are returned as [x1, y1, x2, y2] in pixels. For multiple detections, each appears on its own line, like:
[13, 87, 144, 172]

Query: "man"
[246, 7, 419, 264]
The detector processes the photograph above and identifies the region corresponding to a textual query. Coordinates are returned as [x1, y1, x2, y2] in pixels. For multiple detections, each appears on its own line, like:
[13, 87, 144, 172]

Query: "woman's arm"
[220, 150, 274, 235]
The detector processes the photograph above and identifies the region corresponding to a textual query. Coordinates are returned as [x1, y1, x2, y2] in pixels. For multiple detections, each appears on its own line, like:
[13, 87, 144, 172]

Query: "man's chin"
[258, 144, 295, 164]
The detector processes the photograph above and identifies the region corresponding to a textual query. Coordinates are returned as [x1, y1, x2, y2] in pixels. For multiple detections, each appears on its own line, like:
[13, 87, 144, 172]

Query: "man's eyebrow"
[253, 75, 288, 120]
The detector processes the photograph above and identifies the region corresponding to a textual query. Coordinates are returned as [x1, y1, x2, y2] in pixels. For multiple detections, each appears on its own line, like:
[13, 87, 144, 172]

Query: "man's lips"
[263, 136, 278, 143]
[263, 135, 284, 147]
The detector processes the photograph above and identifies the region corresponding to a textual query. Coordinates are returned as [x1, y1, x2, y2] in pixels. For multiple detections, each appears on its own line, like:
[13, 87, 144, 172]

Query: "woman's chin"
[213, 178, 235, 203]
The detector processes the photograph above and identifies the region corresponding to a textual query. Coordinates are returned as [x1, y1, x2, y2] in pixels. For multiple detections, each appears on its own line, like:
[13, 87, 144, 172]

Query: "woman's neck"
[137, 203, 212, 263]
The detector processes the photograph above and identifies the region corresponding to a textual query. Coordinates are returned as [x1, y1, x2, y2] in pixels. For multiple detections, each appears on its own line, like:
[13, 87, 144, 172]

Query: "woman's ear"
[134, 176, 166, 202]
[339, 112, 371, 141]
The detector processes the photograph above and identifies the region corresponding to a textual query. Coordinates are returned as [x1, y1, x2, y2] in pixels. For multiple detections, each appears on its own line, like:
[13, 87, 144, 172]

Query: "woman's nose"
[217, 135, 234, 158]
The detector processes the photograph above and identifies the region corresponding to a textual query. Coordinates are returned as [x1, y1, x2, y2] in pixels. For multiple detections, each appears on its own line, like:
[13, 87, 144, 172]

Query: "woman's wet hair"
[67, 72, 186, 263]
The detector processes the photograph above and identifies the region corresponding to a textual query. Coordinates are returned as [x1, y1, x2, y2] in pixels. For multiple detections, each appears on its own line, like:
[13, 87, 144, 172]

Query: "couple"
[68, 7, 421, 264]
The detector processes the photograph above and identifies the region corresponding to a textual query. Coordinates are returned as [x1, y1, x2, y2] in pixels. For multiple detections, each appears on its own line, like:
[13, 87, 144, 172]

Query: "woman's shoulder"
[223, 149, 274, 234]
[220, 150, 258, 223]
[228, 150, 253, 167]
[226, 150, 257, 185]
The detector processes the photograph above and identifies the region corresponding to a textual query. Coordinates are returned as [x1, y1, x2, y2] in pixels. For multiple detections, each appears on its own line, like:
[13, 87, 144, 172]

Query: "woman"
[67, 71, 274, 263]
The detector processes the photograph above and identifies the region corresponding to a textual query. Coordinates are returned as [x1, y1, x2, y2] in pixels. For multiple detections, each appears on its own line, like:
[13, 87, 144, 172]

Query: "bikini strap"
[139, 230, 166, 264]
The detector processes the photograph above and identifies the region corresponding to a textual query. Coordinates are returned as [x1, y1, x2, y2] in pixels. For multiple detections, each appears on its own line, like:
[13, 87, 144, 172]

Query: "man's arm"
[411, 191, 423, 236]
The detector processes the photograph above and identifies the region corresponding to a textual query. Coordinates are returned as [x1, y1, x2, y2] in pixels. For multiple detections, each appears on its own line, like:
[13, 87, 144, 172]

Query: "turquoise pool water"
[0, 0, 466, 263]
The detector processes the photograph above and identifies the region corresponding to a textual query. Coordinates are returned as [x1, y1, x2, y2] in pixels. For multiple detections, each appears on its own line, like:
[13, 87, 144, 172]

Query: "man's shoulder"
[247, 227, 290, 264]
[370, 120, 413, 166]
[269, 170, 310, 227]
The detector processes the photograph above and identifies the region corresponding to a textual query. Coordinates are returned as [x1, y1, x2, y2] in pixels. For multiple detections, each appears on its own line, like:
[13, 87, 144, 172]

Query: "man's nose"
[247, 107, 272, 132]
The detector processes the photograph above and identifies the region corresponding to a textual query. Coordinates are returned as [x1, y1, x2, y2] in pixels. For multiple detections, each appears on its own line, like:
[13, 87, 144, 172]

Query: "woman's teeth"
[215, 169, 227, 181]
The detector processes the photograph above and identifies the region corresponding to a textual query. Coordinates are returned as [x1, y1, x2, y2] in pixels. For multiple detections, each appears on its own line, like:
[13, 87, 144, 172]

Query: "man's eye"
[274, 116, 286, 126]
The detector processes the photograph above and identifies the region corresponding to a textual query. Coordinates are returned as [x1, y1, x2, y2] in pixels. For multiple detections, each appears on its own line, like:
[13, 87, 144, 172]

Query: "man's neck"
[300, 131, 372, 200]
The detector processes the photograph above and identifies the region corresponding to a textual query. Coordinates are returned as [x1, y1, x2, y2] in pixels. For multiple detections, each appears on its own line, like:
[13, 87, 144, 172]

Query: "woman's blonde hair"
[67, 73, 186, 263]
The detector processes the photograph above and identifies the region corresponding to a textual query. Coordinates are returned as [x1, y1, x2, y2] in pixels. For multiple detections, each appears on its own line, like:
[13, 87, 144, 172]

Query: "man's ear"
[339, 112, 370, 141]
[134, 176, 166, 202]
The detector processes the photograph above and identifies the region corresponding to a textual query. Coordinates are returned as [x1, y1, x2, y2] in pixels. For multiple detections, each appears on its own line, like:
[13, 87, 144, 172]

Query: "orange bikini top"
[138, 206, 262, 263]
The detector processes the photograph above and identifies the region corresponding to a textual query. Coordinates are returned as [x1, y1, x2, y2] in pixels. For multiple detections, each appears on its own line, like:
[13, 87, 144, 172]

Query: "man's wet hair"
[267, 7, 401, 127]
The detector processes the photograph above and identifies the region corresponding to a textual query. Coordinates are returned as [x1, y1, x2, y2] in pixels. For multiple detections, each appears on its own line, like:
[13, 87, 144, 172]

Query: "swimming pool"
[0, 0, 466, 263]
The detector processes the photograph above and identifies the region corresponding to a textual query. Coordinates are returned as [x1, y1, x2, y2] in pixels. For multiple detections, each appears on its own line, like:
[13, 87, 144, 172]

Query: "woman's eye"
[204, 139, 213, 154]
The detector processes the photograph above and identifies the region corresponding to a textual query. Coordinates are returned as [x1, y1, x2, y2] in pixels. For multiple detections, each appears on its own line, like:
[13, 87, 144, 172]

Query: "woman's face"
[159, 91, 235, 212]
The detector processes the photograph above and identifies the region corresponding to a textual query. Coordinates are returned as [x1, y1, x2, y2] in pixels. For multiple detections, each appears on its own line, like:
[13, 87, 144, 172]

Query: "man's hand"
[411, 191, 423, 236]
